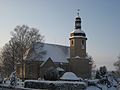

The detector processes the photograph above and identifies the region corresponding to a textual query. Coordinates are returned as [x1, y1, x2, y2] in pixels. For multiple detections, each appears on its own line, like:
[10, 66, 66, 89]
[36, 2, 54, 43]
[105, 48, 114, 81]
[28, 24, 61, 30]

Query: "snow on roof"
[71, 29, 85, 34]
[56, 67, 64, 71]
[69, 36, 86, 39]
[60, 72, 80, 81]
[75, 56, 80, 59]
[40, 57, 54, 67]
[26, 43, 70, 63]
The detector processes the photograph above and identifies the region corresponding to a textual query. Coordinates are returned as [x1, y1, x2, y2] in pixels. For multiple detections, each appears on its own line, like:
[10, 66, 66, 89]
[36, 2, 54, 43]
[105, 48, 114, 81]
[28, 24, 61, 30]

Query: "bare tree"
[114, 56, 120, 72]
[0, 41, 18, 77]
[0, 37, 22, 77]
[11, 25, 44, 80]
[1, 25, 44, 79]
[0, 44, 11, 77]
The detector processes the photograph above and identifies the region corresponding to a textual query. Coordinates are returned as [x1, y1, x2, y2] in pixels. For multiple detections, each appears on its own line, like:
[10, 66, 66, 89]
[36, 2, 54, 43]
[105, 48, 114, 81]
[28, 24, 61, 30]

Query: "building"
[68, 13, 92, 78]
[16, 12, 92, 80]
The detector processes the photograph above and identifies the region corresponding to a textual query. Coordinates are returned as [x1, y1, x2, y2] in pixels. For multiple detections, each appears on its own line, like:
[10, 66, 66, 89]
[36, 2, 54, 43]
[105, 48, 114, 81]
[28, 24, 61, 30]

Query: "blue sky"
[0, 0, 120, 70]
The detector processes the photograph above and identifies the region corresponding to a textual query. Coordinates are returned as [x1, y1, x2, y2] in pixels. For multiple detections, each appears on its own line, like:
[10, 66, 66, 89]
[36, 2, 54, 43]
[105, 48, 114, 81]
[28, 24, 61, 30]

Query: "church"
[16, 12, 92, 80]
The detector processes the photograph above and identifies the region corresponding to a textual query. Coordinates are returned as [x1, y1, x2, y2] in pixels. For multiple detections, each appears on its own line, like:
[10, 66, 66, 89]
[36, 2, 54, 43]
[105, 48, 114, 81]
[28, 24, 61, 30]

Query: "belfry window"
[81, 40, 85, 49]
[71, 40, 74, 45]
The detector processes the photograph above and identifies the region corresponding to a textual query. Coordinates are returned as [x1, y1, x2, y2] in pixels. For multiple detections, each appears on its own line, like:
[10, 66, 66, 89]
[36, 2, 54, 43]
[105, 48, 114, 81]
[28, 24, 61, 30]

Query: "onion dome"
[70, 11, 86, 38]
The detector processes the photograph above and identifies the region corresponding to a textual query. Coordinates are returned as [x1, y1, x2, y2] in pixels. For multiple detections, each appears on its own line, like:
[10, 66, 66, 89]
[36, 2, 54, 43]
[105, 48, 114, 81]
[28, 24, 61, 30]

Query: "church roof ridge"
[44, 43, 69, 48]
[35, 42, 69, 48]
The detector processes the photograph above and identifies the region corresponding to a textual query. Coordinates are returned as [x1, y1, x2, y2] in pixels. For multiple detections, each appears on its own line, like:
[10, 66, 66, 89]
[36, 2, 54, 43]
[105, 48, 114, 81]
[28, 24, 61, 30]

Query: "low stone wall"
[24, 80, 87, 90]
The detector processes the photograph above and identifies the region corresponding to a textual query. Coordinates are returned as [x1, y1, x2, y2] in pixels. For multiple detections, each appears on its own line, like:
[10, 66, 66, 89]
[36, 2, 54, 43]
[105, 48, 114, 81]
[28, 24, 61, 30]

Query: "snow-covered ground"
[86, 78, 120, 90]
[0, 76, 120, 90]
[0, 81, 120, 90]
[87, 85, 117, 90]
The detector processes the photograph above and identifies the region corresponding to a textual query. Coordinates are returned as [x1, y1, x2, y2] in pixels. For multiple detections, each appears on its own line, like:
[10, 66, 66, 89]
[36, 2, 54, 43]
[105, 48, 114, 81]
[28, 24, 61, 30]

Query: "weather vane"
[77, 9, 80, 16]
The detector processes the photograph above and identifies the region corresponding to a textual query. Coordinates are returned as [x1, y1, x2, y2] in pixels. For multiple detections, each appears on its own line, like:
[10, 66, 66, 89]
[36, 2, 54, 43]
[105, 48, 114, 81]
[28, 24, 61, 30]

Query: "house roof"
[26, 42, 70, 63]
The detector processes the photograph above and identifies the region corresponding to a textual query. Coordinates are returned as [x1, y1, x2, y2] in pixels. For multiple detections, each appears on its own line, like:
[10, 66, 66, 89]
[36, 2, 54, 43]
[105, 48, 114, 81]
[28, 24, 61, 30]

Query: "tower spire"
[77, 9, 80, 17]
[75, 9, 81, 29]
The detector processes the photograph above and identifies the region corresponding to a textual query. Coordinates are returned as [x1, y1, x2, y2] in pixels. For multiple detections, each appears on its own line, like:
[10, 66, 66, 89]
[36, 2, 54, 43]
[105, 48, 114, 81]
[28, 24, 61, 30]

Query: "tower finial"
[77, 9, 80, 17]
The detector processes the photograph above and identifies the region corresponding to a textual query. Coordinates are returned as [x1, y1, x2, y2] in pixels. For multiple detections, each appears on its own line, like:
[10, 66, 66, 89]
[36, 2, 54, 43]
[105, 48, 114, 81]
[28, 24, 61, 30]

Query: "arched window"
[71, 40, 74, 46]
[81, 40, 85, 49]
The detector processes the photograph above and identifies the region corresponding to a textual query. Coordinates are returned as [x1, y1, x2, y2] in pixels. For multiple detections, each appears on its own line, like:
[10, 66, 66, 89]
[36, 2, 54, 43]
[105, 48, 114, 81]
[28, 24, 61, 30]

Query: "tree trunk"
[21, 46, 24, 81]
[21, 59, 24, 81]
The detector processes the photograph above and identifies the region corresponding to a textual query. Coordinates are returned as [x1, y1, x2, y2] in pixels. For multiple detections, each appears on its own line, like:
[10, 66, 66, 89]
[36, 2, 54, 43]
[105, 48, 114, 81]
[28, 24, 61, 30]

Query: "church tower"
[69, 11, 92, 78]
[70, 12, 87, 58]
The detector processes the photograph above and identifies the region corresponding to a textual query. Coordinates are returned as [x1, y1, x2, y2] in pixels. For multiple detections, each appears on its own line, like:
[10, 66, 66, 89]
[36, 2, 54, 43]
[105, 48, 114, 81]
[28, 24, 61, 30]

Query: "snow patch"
[71, 29, 85, 34]
[56, 67, 64, 71]
[60, 72, 80, 81]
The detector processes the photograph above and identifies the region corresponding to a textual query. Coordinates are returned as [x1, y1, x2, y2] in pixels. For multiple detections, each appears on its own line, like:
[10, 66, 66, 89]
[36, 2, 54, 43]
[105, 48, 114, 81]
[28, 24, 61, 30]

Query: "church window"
[71, 40, 74, 45]
[81, 40, 85, 49]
